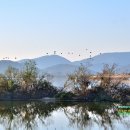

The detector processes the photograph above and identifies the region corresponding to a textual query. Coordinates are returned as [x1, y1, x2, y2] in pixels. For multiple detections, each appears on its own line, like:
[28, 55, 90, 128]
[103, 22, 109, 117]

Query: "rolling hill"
[74, 52, 130, 73]
[18, 55, 71, 69]
[0, 52, 130, 87]
[0, 52, 130, 76]
[0, 60, 23, 73]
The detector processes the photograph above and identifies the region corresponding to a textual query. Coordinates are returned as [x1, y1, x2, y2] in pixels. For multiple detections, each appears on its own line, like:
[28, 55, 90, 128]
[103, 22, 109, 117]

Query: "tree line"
[0, 60, 129, 101]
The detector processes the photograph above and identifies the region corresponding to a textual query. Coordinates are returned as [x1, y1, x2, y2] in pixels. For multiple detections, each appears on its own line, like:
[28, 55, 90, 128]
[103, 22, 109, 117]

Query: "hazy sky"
[0, 0, 130, 61]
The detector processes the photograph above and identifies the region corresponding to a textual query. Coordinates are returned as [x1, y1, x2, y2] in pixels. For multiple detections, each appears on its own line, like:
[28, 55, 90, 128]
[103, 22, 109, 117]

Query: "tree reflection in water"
[0, 101, 60, 130]
[63, 103, 130, 130]
[0, 101, 129, 130]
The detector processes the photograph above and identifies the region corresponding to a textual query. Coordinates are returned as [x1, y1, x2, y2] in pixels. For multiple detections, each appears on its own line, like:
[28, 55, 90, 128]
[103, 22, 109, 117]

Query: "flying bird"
[54, 51, 56, 55]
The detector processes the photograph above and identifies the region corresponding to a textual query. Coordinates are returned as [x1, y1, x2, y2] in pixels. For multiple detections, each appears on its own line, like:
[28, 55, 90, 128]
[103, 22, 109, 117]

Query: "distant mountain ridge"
[43, 64, 78, 76]
[0, 60, 22, 73]
[74, 52, 130, 65]
[74, 52, 130, 73]
[18, 55, 71, 69]
[0, 52, 130, 75]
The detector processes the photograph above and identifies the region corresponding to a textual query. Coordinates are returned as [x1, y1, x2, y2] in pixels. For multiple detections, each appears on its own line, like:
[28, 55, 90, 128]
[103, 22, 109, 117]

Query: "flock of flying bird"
[45, 49, 101, 59]
[2, 49, 102, 60]
[46, 49, 93, 57]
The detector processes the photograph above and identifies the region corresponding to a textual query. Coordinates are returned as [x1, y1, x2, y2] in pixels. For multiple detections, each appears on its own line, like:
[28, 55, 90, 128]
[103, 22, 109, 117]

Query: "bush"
[97, 64, 125, 88]
[55, 92, 75, 100]
[64, 65, 91, 96]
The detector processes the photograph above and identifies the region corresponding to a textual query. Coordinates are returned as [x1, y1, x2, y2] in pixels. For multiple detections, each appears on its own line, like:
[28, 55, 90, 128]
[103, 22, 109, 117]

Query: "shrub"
[55, 92, 75, 100]
[64, 65, 91, 96]
[97, 64, 125, 89]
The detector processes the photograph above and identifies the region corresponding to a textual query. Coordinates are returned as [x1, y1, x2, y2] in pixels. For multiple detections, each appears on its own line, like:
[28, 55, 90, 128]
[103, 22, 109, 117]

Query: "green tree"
[0, 74, 8, 92]
[22, 60, 38, 87]
[5, 66, 19, 80]
[5, 66, 20, 88]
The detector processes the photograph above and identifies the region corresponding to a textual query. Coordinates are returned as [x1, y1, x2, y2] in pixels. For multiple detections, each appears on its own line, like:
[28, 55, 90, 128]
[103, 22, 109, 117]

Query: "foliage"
[95, 64, 129, 101]
[0, 74, 8, 91]
[5, 66, 19, 80]
[21, 60, 38, 87]
[55, 91, 75, 100]
[64, 65, 91, 96]
[36, 75, 54, 90]
[0, 61, 129, 101]
[7, 80, 14, 89]
[97, 64, 125, 88]
[0, 60, 56, 98]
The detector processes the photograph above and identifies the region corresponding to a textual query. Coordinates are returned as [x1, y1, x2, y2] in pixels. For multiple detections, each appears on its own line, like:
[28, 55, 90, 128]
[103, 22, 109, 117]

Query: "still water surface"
[0, 101, 129, 130]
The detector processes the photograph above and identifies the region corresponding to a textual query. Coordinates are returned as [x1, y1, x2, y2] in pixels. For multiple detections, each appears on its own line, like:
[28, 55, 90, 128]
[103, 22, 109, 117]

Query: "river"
[0, 101, 129, 130]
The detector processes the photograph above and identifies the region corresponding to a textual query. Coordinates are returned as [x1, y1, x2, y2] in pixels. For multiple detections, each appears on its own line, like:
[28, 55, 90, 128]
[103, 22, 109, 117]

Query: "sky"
[0, 0, 130, 61]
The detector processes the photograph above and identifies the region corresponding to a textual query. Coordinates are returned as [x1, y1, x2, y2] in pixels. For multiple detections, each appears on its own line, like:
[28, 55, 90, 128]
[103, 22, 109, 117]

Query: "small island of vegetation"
[0, 60, 130, 102]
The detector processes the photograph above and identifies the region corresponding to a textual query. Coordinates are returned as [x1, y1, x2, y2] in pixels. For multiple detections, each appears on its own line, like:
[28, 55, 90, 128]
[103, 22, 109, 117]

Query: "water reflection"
[0, 101, 129, 130]
[63, 103, 130, 130]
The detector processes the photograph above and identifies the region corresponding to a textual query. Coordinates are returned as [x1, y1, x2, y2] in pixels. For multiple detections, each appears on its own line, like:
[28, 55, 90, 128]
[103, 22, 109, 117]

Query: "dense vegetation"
[64, 64, 130, 102]
[0, 60, 58, 100]
[0, 60, 129, 102]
